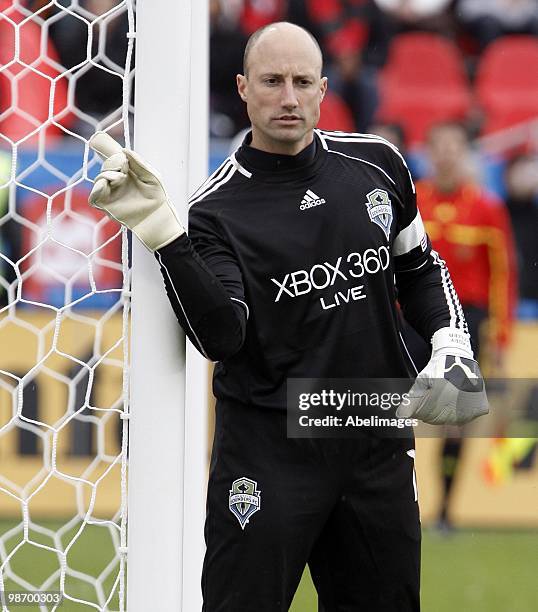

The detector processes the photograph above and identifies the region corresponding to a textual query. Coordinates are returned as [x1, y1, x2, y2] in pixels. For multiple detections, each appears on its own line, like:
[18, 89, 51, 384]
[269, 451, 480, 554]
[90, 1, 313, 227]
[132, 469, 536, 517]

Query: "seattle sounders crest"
[229, 477, 261, 529]
[365, 188, 393, 241]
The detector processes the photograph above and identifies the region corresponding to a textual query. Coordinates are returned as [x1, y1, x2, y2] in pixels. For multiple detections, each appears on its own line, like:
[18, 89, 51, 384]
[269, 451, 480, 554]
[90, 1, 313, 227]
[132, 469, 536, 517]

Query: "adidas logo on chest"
[300, 189, 326, 210]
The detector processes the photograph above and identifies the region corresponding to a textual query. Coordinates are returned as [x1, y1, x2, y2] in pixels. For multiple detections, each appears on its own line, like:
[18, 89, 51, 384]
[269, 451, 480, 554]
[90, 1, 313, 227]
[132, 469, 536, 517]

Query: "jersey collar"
[235, 131, 327, 183]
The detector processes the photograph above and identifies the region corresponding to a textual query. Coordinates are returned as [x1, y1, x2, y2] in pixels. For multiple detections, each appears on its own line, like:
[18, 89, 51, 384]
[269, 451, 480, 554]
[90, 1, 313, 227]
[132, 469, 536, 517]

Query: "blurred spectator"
[368, 121, 406, 148]
[374, 0, 455, 33]
[239, 0, 287, 34]
[47, 0, 130, 131]
[410, 122, 517, 530]
[0, 0, 73, 143]
[375, 0, 452, 22]
[418, 122, 517, 363]
[456, 0, 538, 50]
[289, 0, 384, 131]
[210, 0, 249, 137]
[367, 120, 423, 175]
[504, 154, 538, 305]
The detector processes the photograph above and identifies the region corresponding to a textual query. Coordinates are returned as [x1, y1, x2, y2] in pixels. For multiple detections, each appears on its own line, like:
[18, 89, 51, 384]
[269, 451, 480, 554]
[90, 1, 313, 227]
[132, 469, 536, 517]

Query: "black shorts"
[202, 400, 421, 612]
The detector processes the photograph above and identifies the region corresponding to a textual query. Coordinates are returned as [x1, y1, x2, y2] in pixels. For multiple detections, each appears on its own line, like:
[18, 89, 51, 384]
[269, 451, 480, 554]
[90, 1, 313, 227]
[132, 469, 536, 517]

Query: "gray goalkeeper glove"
[88, 131, 185, 251]
[397, 327, 489, 425]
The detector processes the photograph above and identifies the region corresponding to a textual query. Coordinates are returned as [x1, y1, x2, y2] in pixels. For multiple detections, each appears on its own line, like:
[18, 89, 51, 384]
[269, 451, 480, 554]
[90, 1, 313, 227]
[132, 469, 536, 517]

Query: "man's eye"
[264, 78, 278, 85]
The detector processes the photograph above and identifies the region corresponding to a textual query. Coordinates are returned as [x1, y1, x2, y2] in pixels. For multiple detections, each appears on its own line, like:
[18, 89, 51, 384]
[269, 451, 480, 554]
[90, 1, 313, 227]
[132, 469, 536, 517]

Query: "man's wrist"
[134, 201, 185, 251]
[431, 327, 473, 359]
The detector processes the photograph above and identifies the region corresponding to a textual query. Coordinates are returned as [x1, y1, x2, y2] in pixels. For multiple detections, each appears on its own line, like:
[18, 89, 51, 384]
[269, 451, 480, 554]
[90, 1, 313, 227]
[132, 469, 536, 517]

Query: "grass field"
[0, 520, 536, 611]
[290, 528, 538, 612]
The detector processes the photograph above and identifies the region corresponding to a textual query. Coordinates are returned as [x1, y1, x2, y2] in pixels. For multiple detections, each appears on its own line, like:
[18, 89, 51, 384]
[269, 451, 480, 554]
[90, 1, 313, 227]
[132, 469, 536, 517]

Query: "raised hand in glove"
[397, 327, 489, 425]
[88, 131, 185, 251]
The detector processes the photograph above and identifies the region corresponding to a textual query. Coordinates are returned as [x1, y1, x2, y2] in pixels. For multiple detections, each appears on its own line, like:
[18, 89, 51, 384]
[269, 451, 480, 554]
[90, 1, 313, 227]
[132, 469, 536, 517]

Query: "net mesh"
[0, 1, 134, 609]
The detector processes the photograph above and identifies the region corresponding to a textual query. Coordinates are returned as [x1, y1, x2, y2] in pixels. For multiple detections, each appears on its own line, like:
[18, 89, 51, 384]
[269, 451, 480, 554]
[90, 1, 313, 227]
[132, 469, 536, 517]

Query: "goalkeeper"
[88, 22, 488, 612]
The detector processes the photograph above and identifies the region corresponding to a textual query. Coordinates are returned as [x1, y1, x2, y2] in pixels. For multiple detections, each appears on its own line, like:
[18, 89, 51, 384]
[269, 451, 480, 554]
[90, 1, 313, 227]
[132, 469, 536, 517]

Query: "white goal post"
[128, 0, 208, 611]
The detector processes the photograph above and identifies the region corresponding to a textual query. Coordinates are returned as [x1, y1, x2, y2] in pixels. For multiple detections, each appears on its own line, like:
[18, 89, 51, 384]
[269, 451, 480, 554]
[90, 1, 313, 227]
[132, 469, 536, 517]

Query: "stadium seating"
[476, 36, 538, 136]
[375, 33, 472, 146]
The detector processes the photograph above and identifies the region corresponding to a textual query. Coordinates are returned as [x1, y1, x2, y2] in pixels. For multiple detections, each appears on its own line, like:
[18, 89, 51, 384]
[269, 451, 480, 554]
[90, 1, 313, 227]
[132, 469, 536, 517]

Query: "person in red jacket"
[413, 121, 517, 530]
[418, 122, 517, 360]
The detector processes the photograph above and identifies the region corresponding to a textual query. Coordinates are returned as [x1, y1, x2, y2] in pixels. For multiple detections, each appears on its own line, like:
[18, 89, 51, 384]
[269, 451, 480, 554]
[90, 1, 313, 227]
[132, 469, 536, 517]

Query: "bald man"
[89, 21, 488, 612]
[236, 22, 326, 155]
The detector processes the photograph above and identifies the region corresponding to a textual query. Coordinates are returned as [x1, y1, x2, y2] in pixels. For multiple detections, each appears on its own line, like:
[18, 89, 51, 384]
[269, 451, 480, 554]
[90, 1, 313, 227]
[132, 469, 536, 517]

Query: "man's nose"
[281, 80, 298, 109]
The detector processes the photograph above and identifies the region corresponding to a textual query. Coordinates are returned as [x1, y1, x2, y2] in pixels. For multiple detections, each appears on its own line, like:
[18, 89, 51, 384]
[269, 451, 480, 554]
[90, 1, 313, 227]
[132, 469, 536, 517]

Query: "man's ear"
[320, 76, 328, 102]
[237, 74, 248, 102]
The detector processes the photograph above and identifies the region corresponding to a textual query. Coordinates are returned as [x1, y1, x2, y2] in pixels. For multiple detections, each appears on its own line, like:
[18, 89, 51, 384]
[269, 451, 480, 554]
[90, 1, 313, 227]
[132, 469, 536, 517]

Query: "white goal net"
[0, 1, 135, 610]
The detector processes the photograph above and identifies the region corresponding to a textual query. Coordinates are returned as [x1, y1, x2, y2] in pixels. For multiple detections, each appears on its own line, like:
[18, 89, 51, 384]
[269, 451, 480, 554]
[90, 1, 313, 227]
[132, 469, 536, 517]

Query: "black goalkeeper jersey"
[155, 130, 467, 410]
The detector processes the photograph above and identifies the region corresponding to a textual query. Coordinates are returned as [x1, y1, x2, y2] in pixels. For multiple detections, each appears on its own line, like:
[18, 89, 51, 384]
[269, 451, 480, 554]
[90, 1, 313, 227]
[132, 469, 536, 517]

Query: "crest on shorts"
[365, 188, 393, 241]
[229, 477, 261, 529]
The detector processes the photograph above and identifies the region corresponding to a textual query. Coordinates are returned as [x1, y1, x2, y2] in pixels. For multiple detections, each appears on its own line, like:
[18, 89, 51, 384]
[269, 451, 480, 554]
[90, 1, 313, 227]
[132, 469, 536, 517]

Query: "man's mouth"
[273, 115, 303, 124]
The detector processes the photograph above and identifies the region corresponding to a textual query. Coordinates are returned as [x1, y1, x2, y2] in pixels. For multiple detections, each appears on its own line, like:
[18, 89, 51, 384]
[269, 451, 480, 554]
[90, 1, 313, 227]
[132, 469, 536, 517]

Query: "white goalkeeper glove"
[88, 131, 185, 251]
[397, 327, 489, 425]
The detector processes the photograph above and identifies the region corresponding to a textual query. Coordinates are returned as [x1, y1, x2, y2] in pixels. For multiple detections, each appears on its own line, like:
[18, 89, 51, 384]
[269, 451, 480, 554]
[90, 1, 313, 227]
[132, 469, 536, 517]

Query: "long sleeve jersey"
[155, 130, 467, 410]
[416, 180, 517, 348]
